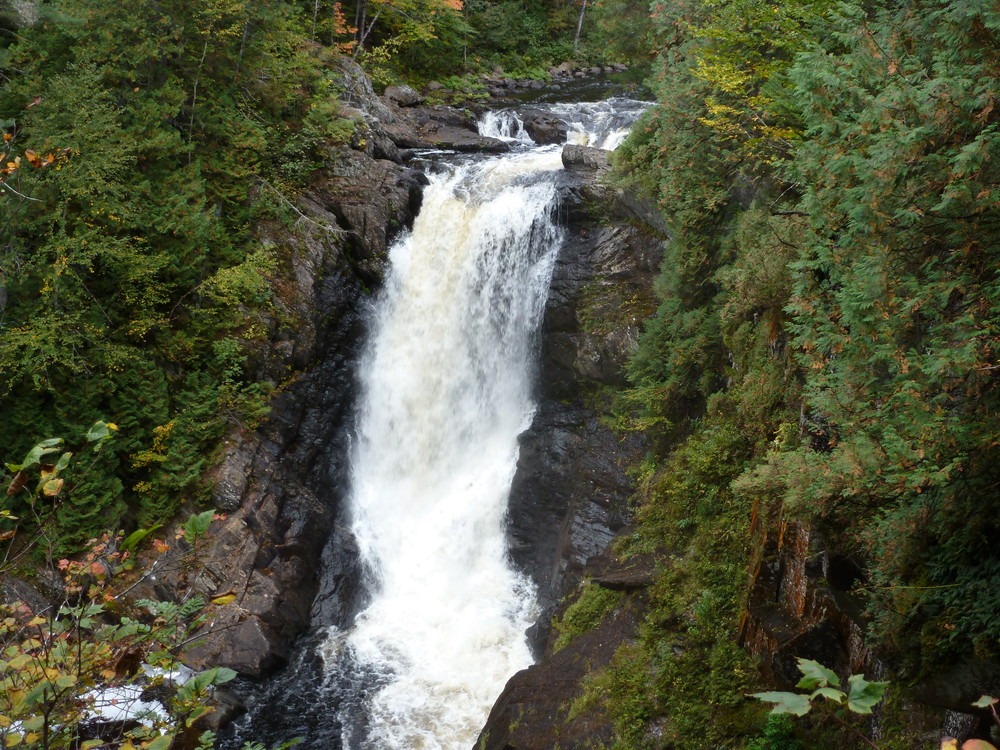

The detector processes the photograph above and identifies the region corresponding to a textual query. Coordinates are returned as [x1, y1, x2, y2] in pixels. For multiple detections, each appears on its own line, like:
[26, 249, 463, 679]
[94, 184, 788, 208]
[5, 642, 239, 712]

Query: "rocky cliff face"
[478, 146, 665, 748]
[506, 145, 663, 652]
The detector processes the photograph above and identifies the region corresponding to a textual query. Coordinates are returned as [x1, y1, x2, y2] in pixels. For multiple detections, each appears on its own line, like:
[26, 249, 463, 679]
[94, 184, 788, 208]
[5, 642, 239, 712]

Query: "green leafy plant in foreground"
[751, 658, 888, 717]
[1, 428, 244, 749]
[752, 658, 887, 748]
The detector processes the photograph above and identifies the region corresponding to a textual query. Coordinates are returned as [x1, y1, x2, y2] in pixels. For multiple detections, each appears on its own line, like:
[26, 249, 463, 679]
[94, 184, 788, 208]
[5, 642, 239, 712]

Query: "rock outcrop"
[380, 102, 510, 153]
[479, 549, 654, 750]
[494, 142, 664, 692]
[475, 150, 665, 748]
[520, 107, 569, 145]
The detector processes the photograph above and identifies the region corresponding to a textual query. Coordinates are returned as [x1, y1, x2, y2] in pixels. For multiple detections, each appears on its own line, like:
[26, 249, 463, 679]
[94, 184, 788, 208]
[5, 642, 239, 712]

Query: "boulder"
[519, 108, 569, 145]
[383, 84, 424, 107]
[561, 143, 610, 174]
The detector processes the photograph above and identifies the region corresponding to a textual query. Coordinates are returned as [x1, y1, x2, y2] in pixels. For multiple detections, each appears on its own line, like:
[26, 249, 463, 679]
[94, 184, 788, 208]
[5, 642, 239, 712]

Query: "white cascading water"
[477, 110, 533, 144]
[548, 98, 651, 150]
[329, 147, 566, 750]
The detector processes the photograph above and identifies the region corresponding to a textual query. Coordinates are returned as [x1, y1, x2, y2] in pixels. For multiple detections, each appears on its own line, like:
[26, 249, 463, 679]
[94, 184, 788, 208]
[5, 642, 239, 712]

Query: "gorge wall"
[153, 86, 674, 750]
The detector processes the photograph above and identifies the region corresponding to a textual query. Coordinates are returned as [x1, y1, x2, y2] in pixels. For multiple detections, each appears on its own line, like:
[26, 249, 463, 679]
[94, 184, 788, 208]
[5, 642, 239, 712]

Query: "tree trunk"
[573, 0, 588, 53]
[354, 0, 366, 47]
[354, 7, 380, 55]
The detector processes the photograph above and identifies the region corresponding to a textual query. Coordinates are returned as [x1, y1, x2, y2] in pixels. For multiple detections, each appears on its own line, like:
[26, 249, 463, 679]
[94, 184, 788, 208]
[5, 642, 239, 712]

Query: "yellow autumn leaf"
[42, 478, 64, 497]
[210, 592, 237, 606]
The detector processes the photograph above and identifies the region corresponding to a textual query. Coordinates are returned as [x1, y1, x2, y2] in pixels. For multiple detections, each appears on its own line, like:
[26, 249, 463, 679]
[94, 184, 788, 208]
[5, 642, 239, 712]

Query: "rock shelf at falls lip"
[329, 147, 565, 750]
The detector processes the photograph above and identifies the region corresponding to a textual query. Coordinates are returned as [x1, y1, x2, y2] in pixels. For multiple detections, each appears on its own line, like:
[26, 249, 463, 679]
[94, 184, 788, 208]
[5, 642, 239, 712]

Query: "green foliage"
[0, 506, 231, 750]
[751, 660, 889, 749]
[606, 7, 1000, 747]
[0, 0, 365, 550]
[751, 658, 889, 717]
[350, 0, 472, 81]
[581, 0, 1000, 744]
[771, 0, 1000, 668]
[464, 0, 571, 71]
[569, 421, 764, 746]
[239, 739, 302, 750]
[747, 714, 800, 750]
[752, 691, 812, 717]
[120, 523, 163, 553]
[551, 582, 623, 653]
[182, 510, 216, 546]
[576, 0, 654, 66]
[423, 74, 489, 106]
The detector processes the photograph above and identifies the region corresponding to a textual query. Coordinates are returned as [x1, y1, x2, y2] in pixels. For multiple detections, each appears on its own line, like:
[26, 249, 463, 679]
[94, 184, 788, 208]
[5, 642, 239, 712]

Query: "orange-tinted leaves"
[6, 471, 28, 496]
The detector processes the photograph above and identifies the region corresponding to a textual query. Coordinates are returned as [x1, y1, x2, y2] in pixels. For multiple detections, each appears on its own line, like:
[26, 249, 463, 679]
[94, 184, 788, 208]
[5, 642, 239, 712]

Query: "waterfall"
[547, 97, 651, 150]
[477, 110, 534, 144]
[330, 148, 565, 750]
[219, 93, 651, 750]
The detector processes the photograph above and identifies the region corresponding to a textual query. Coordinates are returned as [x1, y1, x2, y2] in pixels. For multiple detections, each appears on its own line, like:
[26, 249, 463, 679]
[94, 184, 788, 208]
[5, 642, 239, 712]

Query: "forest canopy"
[608, 0, 1000, 736]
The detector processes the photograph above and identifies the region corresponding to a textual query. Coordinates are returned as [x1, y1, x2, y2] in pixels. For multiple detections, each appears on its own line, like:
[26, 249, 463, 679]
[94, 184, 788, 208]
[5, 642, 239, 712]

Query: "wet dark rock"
[309, 522, 365, 628]
[518, 108, 568, 145]
[913, 660, 1000, 714]
[478, 552, 650, 749]
[200, 688, 248, 731]
[381, 101, 509, 153]
[505, 156, 664, 655]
